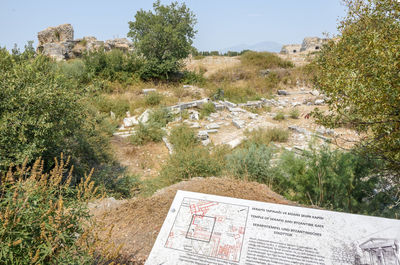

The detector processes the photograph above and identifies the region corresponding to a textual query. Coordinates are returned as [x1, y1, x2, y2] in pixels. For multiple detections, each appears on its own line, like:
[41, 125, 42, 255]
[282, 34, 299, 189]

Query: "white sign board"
[146, 190, 400, 265]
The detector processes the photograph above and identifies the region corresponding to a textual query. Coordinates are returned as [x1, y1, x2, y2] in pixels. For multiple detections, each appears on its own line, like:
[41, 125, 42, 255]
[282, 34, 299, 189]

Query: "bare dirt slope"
[91, 177, 296, 264]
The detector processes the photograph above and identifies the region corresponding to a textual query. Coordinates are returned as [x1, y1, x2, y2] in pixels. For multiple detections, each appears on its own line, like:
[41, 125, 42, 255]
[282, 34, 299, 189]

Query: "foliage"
[273, 111, 286, 121]
[82, 49, 142, 84]
[92, 95, 130, 119]
[128, 0, 197, 79]
[168, 124, 199, 151]
[160, 147, 223, 183]
[0, 157, 97, 264]
[147, 107, 174, 127]
[200, 102, 216, 118]
[312, 0, 400, 173]
[243, 127, 289, 147]
[272, 146, 399, 217]
[130, 122, 165, 145]
[180, 70, 206, 86]
[226, 144, 274, 184]
[145, 91, 163, 106]
[289, 108, 300, 119]
[0, 51, 86, 172]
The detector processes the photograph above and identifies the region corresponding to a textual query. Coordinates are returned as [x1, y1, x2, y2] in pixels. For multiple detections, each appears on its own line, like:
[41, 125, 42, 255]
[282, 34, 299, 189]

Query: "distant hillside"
[219, 41, 283, 53]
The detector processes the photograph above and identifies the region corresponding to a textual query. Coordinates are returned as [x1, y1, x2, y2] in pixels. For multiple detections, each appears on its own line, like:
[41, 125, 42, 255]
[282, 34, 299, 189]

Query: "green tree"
[313, 0, 400, 173]
[127, 0, 197, 79]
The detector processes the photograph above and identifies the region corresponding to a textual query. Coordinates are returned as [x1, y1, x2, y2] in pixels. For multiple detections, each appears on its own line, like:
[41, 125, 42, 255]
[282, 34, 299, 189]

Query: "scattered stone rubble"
[37, 24, 134, 61]
[113, 84, 335, 154]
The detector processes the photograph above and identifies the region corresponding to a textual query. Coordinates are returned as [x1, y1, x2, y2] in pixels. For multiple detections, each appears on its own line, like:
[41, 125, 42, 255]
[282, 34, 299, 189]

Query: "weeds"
[200, 101, 216, 118]
[0, 157, 98, 264]
[130, 122, 165, 145]
[244, 127, 289, 147]
[168, 124, 199, 151]
[289, 108, 300, 119]
[273, 111, 286, 121]
[145, 92, 163, 106]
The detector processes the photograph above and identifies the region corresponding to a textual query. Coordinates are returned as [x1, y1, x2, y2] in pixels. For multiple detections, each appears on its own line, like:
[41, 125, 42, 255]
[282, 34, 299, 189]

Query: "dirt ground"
[184, 56, 241, 77]
[90, 177, 296, 264]
[111, 137, 169, 179]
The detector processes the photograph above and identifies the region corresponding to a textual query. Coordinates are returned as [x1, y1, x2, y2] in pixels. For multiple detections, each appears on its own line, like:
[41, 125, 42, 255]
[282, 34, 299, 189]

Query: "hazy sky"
[0, 0, 347, 51]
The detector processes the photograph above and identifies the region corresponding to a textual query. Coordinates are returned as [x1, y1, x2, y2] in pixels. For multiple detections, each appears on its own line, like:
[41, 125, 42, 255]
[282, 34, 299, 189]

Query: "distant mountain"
[219, 41, 283, 53]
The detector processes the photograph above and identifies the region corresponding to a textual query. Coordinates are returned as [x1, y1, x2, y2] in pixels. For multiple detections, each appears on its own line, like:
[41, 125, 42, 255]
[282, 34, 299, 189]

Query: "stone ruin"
[280, 37, 329, 54]
[280, 44, 302, 54]
[37, 24, 134, 61]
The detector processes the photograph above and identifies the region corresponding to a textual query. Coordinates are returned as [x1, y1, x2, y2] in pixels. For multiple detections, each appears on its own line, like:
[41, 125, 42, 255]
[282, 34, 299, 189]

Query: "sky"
[0, 0, 347, 51]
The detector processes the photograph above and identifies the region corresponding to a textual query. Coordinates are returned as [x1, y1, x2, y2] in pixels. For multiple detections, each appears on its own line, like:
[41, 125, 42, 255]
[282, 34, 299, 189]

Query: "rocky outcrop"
[37, 24, 134, 60]
[280, 44, 302, 54]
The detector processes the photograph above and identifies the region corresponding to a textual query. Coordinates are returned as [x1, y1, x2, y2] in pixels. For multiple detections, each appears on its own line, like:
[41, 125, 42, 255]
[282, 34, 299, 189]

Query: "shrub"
[0, 52, 89, 172]
[240, 51, 294, 69]
[130, 122, 165, 145]
[160, 147, 223, 183]
[0, 157, 97, 264]
[168, 124, 199, 151]
[226, 144, 274, 184]
[148, 107, 174, 127]
[273, 111, 286, 121]
[145, 92, 163, 106]
[200, 102, 216, 118]
[180, 70, 206, 86]
[92, 95, 130, 118]
[244, 127, 289, 147]
[272, 146, 399, 217]
[289, 108, 300, 119]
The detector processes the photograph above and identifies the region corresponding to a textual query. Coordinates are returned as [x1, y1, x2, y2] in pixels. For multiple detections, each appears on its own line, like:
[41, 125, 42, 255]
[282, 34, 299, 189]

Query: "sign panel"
[146, 190, 400, 265]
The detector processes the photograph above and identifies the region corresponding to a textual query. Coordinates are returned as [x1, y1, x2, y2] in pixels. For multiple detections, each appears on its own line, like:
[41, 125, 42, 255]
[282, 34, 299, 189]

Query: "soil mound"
[91, 177, 295, 264]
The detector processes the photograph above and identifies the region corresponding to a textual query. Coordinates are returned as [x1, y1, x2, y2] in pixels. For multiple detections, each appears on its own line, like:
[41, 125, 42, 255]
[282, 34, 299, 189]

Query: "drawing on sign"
[330, 227, 400, 265]
[165, 197, 249, 262]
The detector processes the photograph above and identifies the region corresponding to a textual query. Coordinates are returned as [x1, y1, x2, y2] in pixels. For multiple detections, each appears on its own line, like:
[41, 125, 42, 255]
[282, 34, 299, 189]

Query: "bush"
[0, 157, 97, 264]
[148, 107, 174, 127]
[145, 92, 163, 106]
[180, 70, 206, 86]
[200, 102, 216, 118]
[244, 127, 289, 147]
[0, 52, 88, 172]
[289, 108, 300, 119]
[240, 51, 294, 69]
[272, 146, 399, 217]
[82, 49, 142, 84]
[130, 122, 165, 145]
[92, 95, 130, 118]
[226, 144, 274, 184]
[160, 147, 223, 183]
[169, 124, 199, 151]
[273, 111, 286, 121]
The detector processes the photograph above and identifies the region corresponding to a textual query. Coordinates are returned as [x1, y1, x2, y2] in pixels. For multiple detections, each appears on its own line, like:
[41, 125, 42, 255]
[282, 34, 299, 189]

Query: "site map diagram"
[165, 197, 249, 262]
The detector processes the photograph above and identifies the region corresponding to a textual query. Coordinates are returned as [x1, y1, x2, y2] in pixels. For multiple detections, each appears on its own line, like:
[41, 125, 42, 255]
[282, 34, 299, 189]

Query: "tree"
[313, 0, 400, 173]
[127, 0, 197, 79]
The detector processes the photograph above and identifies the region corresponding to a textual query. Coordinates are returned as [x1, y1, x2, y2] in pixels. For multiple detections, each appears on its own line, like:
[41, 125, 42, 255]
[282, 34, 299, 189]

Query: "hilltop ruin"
[280, 37, 329, 54]
[37, 23, 134, 61]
